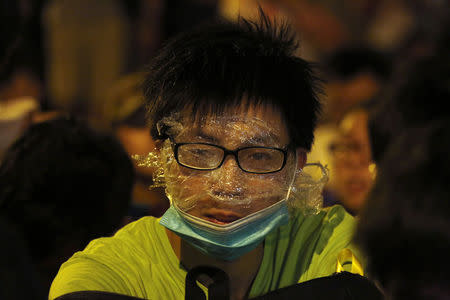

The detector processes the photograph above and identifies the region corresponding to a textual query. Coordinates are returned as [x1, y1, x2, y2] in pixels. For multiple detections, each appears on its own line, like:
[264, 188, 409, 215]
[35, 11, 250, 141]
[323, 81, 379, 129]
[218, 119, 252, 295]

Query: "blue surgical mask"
[159, 200, 289, 261]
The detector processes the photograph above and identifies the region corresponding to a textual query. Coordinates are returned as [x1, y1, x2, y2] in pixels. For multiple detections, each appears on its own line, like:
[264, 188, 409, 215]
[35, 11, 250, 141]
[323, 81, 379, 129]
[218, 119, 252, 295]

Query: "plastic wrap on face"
[134, 112, 327, 226]
[135, 147, 328, 218]
[287, 163, 328, 215]
[135, 112, 296, 221]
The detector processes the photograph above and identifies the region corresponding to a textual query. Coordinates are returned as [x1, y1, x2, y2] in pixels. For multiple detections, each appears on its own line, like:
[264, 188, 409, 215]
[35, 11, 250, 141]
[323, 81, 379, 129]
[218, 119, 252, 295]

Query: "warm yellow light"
[369, 163, 377, 179]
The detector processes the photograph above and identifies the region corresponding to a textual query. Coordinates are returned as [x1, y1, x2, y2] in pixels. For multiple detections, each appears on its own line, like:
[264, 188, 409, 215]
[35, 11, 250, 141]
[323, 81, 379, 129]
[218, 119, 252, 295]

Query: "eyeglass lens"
[176, 143, 285, 173]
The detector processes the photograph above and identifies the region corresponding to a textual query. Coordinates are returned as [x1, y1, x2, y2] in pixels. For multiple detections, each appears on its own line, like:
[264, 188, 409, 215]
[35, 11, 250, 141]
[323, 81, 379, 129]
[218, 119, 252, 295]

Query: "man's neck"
[165, 228, 264, 300]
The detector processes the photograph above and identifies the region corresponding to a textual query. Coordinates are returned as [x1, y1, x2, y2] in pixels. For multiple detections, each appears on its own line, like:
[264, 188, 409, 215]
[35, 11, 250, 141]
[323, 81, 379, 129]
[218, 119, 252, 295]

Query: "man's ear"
[296, 148, 307, 170]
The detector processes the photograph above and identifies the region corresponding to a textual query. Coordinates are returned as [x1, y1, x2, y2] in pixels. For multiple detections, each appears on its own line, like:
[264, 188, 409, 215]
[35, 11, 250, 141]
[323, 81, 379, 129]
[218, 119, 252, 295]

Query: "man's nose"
[213, 156, 243, 183]
[221, 153, 241, 171]
[210, 155, 245, 200]
[210, 154, 244, 184]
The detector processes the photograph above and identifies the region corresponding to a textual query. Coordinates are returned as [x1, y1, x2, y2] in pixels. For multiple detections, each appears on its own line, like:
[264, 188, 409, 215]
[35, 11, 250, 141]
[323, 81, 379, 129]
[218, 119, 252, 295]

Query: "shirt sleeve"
[49, 218, 157, 300]
[297, 205, 365, 283]
[49, 235, 148, 300]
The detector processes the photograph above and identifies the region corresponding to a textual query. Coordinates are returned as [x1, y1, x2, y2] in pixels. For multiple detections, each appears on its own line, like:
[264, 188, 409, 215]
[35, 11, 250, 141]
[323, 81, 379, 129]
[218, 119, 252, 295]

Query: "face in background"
[160, 104, 301, 225]
[329, 109, 375, 214]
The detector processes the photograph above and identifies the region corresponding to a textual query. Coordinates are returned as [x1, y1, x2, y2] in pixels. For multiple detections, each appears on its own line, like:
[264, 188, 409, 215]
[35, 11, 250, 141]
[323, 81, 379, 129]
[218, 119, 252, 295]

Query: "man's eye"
[249, 152, 272, 161]
[190, 149, 206, 155]
[189, 149, 214, 156]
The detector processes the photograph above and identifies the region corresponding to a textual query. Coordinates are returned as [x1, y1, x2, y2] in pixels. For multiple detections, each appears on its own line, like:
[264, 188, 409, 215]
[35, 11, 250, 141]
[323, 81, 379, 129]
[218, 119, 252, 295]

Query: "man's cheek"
[168, 176, 207, 194]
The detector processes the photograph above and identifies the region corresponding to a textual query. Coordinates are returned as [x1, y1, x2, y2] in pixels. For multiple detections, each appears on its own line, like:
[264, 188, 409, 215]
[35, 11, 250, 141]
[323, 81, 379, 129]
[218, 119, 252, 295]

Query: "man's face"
[160, 104, 298, 224]
[329, 110, 375, 213]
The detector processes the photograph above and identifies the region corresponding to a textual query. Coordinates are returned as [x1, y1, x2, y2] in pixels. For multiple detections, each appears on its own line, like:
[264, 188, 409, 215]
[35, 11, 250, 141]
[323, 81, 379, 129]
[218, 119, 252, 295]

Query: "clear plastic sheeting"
[133, 113, 328, 227]
[288, 163, 328, 215]
[134, 150, 327, 217]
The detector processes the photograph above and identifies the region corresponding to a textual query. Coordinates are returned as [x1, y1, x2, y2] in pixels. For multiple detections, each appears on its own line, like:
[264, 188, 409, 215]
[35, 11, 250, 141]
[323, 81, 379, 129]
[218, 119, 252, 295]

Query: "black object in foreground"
[55, 271, 382, 300]
[253, 271, 383, 300]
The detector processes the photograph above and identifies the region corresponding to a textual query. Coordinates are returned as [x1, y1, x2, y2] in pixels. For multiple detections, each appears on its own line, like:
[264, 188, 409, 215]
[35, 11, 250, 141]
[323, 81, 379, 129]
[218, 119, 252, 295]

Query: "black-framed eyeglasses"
[172, 142, 289, 174]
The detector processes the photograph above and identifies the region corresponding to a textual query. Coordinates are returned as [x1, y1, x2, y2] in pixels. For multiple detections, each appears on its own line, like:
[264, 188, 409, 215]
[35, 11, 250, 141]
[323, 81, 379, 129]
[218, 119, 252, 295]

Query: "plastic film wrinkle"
[134, 114, 327, 225]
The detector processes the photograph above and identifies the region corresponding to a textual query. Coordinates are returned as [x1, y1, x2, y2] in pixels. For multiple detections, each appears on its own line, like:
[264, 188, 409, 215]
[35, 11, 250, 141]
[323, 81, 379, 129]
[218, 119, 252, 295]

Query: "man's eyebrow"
[189, 128, 283, 146]
[248, 133, 282, 145]
[190, 128, 219, 143]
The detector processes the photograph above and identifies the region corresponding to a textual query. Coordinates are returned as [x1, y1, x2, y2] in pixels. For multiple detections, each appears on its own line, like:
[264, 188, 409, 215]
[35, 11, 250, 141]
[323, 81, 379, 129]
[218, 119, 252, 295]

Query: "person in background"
[307, 46, 390, 214]
[356, 16, 450, 298]
[0, 116, 134, 295]
[357, 122, 450, 300]
[325, 102, 376, 215]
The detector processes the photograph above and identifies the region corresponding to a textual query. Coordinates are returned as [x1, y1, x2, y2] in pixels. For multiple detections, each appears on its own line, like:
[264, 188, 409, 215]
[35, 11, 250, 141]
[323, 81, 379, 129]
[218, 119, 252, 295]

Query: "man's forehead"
[197, 103, 285, 128]
[198, 115, 280, 131]
[187, 116, 284, 145]
[163, 110, 288, 146]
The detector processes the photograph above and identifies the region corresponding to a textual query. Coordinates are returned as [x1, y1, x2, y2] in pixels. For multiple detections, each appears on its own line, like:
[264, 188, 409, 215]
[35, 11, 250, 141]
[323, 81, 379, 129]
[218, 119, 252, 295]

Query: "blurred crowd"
[0, 0, 449, 299]
[1, 0, 448, 216]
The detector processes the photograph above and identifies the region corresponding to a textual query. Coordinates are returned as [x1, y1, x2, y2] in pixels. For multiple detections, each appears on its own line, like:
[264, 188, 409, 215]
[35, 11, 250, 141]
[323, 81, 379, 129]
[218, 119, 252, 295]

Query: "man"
[307, 46, 389, 214]
[50, 13, 370, 300]
[356, 21, 450, 298]
[357, 122, 450, 300]
[326, 104, 376, 215]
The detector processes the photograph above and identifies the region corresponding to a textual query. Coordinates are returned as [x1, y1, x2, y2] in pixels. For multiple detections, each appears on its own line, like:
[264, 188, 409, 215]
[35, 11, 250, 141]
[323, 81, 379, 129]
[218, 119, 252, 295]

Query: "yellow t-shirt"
[49, 205, 363, 299]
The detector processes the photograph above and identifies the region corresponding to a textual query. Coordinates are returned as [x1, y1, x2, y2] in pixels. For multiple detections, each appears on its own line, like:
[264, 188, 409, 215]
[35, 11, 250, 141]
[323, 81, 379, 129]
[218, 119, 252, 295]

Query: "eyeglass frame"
[171, 141, 291, 174]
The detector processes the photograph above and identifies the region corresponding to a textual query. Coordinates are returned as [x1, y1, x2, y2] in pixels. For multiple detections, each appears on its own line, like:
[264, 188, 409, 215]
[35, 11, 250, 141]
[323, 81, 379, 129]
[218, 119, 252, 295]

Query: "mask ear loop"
[287, 161, 329, 214]
[285, 150, 301, 200]
[304, 162, 329, 184]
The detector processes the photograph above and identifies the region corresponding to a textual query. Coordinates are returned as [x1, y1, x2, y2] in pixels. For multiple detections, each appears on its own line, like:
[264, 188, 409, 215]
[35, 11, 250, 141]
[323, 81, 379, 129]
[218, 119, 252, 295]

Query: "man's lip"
[203, 209, 242, 224]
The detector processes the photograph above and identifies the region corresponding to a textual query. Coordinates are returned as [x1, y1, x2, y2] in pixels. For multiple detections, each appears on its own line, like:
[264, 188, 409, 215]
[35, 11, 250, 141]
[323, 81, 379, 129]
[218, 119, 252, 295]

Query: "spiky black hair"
[143, 10, 322, 150]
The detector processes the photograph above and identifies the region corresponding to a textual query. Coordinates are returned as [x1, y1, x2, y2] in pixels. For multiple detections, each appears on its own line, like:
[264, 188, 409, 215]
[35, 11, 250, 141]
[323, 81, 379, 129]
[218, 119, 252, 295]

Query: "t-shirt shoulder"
[49, 217, 184, 300]
[298, 205, 362, 282]
[249, 204, 360, 297]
